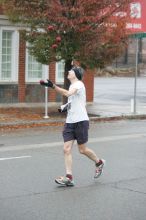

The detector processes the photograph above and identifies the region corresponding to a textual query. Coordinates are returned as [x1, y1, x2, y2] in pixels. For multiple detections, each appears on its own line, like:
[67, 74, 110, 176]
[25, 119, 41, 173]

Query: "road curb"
[90, 114, 146, 122]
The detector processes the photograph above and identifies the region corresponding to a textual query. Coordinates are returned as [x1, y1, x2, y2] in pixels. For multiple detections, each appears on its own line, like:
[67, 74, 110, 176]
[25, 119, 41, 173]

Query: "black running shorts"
[63, 121, 89, 145]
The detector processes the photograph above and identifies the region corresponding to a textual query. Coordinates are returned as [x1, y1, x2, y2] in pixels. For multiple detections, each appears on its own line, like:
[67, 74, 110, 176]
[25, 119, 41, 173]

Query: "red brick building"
[0, 8, 94, 104]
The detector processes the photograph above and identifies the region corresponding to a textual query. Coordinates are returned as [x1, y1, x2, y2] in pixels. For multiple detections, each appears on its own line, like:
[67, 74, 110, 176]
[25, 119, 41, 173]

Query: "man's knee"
[78, 144, 86, 154]
[63, 142, 72, 155]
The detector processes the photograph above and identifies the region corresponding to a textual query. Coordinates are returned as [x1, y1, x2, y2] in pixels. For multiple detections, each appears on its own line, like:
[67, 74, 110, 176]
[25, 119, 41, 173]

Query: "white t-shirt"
[66, 81, 89, 123]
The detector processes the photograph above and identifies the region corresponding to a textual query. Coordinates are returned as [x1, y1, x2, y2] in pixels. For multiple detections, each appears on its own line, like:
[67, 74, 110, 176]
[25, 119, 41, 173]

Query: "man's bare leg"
[55, 140, 75, 186]
[78, 143, 100, 163]
[78, 143, 105, 178]
[63, 140, 74, 175]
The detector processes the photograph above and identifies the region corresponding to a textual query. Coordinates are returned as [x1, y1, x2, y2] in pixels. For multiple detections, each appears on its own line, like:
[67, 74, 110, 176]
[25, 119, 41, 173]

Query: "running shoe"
[94, 159, 106, 178]
[55, 176, 74, 186]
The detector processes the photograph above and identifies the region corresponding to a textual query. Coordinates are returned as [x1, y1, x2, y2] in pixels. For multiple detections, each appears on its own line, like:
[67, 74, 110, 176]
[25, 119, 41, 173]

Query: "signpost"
[44, 86, 49, 119]
[132, 33, 146, 114]
[134, 37, 138, 114]
[127, 0, 146, 114]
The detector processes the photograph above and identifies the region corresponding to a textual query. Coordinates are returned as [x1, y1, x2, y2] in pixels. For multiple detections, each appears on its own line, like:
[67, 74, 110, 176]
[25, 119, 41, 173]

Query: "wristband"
[52, 84, 55, 89]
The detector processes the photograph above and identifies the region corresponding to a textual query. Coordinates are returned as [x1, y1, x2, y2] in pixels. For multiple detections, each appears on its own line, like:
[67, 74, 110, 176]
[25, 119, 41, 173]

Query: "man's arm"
[40, 79, 77, 97]
[54, 85, 77, 97]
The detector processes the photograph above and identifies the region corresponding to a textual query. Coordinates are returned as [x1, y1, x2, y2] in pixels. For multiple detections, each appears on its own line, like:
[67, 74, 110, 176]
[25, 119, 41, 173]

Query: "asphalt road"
[94, 77, 146, 104]
[0, 120, 146, 220]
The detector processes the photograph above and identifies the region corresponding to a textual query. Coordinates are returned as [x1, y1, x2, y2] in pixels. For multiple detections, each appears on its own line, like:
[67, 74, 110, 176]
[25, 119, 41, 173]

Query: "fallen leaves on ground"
[0, 107, 65, 131]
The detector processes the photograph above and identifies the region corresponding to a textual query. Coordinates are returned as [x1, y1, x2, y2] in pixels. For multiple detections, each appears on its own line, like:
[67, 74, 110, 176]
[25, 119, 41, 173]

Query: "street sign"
[127, 0, 146, 33]
[131, 32, 146, 39]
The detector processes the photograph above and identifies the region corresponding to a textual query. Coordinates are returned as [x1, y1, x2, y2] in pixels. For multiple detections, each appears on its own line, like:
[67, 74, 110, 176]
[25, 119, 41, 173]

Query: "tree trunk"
[63, 59, 72, 104]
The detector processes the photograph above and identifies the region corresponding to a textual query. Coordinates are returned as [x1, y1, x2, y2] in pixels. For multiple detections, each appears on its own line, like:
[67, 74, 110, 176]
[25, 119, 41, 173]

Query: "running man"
[40, 66, 105, 186]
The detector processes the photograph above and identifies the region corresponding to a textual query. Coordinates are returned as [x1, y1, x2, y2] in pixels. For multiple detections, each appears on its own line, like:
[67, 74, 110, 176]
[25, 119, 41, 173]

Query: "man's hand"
[47, 79, 55, 88]
[40, 79, 55, 88]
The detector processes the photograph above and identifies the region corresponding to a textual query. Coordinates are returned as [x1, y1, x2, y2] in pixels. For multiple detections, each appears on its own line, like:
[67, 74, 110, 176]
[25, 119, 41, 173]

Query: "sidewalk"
[0, 101, 146, 130]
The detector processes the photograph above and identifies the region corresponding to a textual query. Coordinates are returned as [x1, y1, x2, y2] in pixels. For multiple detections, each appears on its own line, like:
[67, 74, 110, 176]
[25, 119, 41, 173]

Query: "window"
[26, 47, 48, 82]
[0, 29, 19, 82]
[1, 31, 12, 80]
[56, 60, 65, 84]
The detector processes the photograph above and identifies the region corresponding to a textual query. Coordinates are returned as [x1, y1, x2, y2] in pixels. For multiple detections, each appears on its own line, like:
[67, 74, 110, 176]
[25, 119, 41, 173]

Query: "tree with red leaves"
[1, 0, 132, 87]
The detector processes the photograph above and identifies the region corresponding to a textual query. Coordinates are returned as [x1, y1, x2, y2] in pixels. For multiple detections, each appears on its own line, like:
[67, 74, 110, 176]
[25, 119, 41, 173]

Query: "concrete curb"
[90, 114, 146, 122]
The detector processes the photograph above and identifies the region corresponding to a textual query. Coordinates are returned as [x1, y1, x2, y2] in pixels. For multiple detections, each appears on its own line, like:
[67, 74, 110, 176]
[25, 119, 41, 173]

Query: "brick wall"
[0, 6, 4, 14]
[0, 85, 18, 103]
[25, 85, 45, 102]
[48, 62, 58, 102]
[83, 70, 94, 102]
